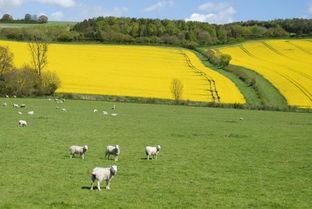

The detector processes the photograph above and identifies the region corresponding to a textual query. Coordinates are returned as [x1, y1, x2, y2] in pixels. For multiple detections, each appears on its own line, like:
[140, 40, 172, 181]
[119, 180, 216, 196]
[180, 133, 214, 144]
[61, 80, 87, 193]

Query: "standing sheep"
[105, 145, 120, 161]
[145, 145, 161, 160]
[69, 145, 88, 159]
[90, 165, 117, 191]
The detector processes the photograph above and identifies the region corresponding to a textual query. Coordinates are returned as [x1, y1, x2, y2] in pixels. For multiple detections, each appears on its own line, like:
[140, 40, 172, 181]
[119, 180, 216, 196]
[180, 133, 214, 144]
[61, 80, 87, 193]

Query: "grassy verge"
[0, 97, 311, 208]
[193, 50, 261, 105]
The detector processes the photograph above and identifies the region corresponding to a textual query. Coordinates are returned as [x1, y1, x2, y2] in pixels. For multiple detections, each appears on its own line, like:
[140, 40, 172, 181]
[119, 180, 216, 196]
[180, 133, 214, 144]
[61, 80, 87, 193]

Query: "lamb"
[105, 145, 120, 161]
[90, 165, 117, 191]
[61, 108, 67, 112]
[69, 145, 88, 159]
[111, 113, 118, 117]
[145, 145, 161, 160]
[18, 120, 27, 127]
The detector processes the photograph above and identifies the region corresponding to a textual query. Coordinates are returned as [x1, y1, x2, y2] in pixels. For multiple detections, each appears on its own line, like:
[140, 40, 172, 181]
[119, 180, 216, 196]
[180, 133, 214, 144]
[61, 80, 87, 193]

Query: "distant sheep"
[28, 111, 34, 115]
[18, 120, 27, 127]
[61, 108, 67, 112]
[145, 145, 161, 160]
[90, 165, 118, 191]
[18, 111, 22, 115]
[103, 111, 108, 115]
[93, 109, 98, 113]
[5, 95, 9, 98]
[3, 102, 7, 107]
[112, 104, 116, 110]
[13, 104, 19, 108]
[69, 145, 88, 159]
[105, 145, 120, 161]
[111, 113, 118, 117]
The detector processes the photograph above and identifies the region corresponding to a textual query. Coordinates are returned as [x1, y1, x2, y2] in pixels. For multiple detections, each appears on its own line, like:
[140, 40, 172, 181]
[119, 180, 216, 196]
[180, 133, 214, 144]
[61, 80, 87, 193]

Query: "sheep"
[18, 111, 22, 115]
[18, 120, 27, 127]
[105, 145, 120, 161]
[28, 111, 34, 115]
[13, 104, 19, 108]
[5, 95, 9, 98]
[69, 145, 88, 159]
[13, 95, 16, 98]
[90, 165, 117, 191]
[145, 145, 161, 160]
[93, 109, 98, 113]
[103, 111, 108, 115]
[111, 113, 118, 117]
[61, 108, 67, 112]
[3, 102, 7, 107]
[239, 117, 244, 121]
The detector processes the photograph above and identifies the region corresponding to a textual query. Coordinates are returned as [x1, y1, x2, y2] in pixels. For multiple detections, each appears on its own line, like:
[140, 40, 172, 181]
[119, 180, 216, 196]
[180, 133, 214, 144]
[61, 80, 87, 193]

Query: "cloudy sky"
[0, 0, 311, 24]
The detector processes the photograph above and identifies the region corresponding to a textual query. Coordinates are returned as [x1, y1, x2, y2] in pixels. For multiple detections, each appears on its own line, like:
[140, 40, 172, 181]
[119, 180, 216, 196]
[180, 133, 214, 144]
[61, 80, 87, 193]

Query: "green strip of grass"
[193, 50, 261, 105]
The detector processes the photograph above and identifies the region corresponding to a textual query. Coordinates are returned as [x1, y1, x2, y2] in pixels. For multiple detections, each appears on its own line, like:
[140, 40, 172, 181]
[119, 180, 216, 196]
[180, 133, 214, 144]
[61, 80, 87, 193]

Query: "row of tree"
[0, 16, 311, 47]
[0, 41, 60, 96]
[0, 13, 48, 23]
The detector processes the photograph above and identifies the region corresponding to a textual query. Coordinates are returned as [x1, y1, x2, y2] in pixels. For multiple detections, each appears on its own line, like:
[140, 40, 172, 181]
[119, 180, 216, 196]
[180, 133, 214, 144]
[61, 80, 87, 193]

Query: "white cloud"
[308, 1, 312, 14]
[0, 0, 75, 12]
[51, 11, 63, 20]
[143, 0, 173, 13]
[37, 0, 75, 8]
[185, 2, 236, 24]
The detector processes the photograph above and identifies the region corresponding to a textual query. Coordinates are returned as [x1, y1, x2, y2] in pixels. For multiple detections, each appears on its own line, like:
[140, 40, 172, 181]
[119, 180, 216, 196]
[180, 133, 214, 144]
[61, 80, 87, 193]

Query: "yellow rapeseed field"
[220, 39, 312, 108]
[0, 40, 244, 103]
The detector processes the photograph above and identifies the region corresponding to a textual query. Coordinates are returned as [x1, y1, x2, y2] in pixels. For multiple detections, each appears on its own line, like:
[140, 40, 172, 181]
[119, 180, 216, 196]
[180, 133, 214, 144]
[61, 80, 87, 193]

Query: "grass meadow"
[0, 98, 311, 209]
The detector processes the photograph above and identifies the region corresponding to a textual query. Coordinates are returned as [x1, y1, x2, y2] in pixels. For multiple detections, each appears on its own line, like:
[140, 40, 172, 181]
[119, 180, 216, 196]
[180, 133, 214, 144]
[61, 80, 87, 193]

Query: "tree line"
[0, 40, 60, 97]
[0, 16, 312, 47]
[0, 13, 48, 24]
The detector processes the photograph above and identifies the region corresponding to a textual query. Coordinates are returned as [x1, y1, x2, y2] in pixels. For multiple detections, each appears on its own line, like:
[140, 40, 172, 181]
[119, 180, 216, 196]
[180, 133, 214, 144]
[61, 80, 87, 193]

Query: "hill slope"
[220, 39, 312, 108]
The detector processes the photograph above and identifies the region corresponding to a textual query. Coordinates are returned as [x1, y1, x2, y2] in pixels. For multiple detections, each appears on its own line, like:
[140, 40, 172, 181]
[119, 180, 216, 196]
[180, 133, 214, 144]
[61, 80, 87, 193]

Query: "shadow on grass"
[81, 186, 92, 190]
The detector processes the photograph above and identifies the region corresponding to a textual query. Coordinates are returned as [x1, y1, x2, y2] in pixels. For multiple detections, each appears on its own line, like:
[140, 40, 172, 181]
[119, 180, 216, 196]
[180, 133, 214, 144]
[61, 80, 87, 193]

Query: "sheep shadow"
[81, 186, 92, 190]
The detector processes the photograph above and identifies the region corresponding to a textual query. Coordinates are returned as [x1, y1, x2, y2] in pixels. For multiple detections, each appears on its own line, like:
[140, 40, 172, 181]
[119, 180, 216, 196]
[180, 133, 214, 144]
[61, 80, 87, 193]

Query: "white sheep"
[69, 145, 88, 159]
[5, 95, 9, 98]
[18, 120, 27, 127]
[28, 111, 34, 115]
[90, 165, 117, 191]
[145, 145, 161, 160]
[103, 111, 108, 115]
[3, 102, 7, 107]
[18, 111, 22, 115]
[112, 104, 116, 110]
[13, 103, 19, 108]
[61, 108, 67, 112]
[13, 95, 16, 98]
[105, 145, 120, 161]
[93, 109, 98, 113]
[111, 113, 118, 117]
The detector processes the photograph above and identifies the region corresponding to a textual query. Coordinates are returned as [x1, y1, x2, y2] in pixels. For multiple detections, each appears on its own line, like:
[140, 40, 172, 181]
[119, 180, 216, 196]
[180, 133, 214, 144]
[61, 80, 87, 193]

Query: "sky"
[0, 0, 311, 24]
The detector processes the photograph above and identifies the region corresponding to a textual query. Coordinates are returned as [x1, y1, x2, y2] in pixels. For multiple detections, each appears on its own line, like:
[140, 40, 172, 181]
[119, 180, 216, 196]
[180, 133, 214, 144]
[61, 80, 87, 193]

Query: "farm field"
[0, 40, 245, 104]
[0, 21, 76, 28]
[219, 39, 312, 108]
[0, 98, 311, 208]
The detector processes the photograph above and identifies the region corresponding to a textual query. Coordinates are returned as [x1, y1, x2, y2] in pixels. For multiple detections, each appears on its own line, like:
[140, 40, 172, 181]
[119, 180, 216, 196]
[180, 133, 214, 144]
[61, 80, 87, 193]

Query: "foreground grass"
[0, 98, 311, 209]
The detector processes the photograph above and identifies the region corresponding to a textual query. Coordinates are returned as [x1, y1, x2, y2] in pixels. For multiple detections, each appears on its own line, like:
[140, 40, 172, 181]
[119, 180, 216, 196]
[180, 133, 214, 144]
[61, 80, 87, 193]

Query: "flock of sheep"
[70, 144, 161, 191]
[2, 96, 162, 191]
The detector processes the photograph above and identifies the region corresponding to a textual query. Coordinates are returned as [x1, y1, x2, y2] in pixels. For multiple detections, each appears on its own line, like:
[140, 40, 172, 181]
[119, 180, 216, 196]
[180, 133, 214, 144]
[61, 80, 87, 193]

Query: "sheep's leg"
[81, 153, 85, 159]
[97, 181, 101, 191]
[147, 155, 149, 160]
[155, 154, 158, 160]
[114, 156, 118, 161]
[105, 180, 110, 190]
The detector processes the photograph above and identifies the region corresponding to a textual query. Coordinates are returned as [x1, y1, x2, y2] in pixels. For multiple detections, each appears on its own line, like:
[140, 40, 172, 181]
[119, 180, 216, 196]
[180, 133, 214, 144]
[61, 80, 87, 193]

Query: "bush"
[40, 70, 61, 95]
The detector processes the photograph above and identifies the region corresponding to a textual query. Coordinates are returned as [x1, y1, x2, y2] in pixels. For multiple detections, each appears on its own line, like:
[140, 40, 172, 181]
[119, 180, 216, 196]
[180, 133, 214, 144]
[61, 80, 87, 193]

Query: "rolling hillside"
[0, 40, 245, 104]
[220, 39, 312, 108]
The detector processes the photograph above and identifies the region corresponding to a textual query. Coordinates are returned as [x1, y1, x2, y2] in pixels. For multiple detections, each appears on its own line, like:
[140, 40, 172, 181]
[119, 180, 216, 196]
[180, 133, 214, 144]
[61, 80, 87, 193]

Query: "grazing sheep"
[18, 111, 22, 115]
[3, 102, 7, 107]
[90, 165, 118, 191]
[13, 95, 16, 98]
[61, 108, 67, 112]
[5, 95, 9, 98]
[20, 104, 26, 108]
[93, 109, 98, 113]
[69, 145, 88, 159]
[13, 104, 19, 108]
[111, 113, 118, 117]
[28, 111, 34, 115]
[239, 117, 244, 121]
[48, 98, 52, 101]
[103, 111, 108, 115]
[145, 145, 161, 160]
[18, 120, 27, 127]
[105, 145, 120, 161]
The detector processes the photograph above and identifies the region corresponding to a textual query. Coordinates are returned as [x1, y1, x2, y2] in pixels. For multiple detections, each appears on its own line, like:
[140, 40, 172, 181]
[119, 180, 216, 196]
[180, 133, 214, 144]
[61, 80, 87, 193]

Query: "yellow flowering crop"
[0, 40, 244, 103]
[221, 40, 312, 108]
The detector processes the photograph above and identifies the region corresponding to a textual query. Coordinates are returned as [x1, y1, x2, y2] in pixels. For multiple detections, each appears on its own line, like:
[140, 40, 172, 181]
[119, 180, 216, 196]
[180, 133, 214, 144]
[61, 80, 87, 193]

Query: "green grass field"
[0, 21, 76, 28]
[0, 98, 311, 209]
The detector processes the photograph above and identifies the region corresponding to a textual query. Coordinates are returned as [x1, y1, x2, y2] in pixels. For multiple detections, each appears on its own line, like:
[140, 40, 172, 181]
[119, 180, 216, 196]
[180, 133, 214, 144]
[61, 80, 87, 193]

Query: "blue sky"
[0, 0, 312, 23]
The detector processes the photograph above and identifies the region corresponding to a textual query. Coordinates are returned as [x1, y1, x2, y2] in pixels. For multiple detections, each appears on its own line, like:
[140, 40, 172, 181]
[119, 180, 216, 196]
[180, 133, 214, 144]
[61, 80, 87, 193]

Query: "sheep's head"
[110, 165, 118, 175]
[84, 145, 88, 151]
[156, 145, 161, 151]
